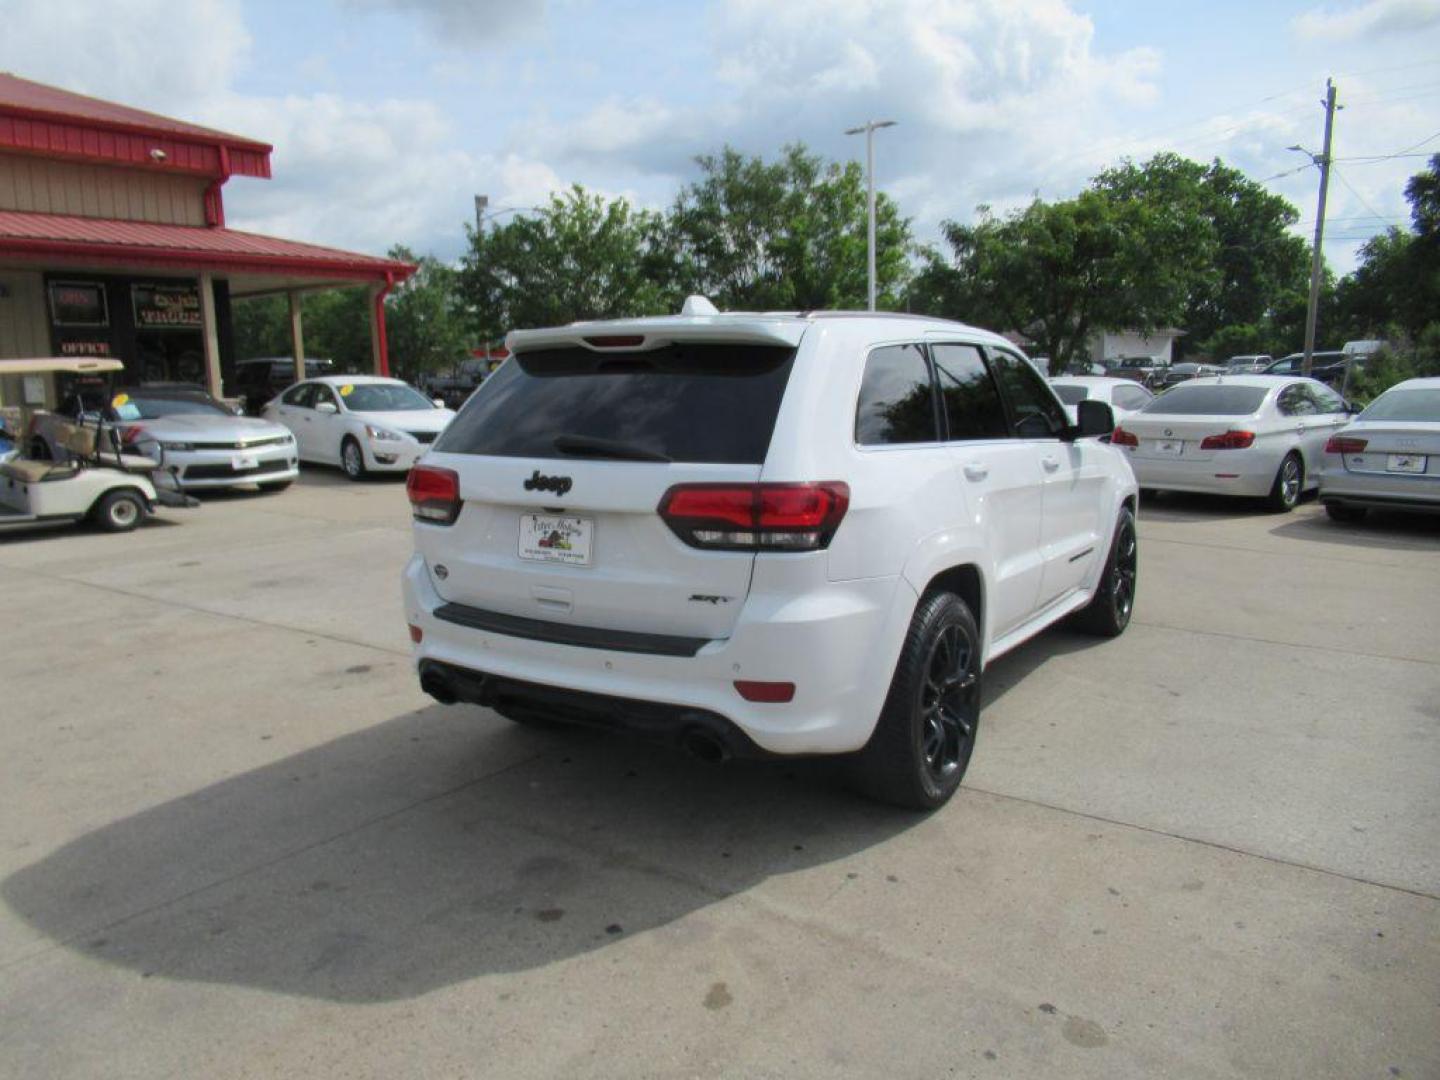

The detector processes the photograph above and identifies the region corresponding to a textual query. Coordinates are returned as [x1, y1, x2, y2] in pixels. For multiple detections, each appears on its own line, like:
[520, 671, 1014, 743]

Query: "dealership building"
[0, 72, 414, 410]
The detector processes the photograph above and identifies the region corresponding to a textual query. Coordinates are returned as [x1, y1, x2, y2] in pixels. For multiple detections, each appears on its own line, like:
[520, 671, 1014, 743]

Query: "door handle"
[962, 462, 988, 481]
[1041, 456, 1061, 472]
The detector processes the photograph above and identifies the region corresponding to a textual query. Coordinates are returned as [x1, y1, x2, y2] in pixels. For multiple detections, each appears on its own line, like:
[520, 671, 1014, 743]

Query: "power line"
[1330, 166, 1396, 227]
[1334, 58, 1440, 79]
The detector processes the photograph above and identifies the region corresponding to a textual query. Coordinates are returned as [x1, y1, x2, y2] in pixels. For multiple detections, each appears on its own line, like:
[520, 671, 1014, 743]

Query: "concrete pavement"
[1, 474, 1436, 1079]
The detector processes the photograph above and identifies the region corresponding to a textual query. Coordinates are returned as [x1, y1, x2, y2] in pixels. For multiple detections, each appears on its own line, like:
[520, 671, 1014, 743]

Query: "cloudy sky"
[4, 0, 1439, 274]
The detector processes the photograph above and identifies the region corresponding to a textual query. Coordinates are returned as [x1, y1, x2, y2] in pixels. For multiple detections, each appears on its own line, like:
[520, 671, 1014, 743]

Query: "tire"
[1072, 507, 1138, 637]
[1266, 453, 1303, 513]
[92, 489, 145, 533]
[340, 437, 367, 481]
[1325, 502, 1366, 524]
[258, 480, 293, 493]
[855, 591, 981, 811]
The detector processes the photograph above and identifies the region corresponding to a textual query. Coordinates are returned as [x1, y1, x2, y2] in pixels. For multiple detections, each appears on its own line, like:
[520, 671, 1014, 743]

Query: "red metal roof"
[0, 73, 271, 178]
[0, 209, 414, 282]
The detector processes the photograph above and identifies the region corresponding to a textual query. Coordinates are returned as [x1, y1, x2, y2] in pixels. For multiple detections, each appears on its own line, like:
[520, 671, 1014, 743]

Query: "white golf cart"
[0, 358, 196, 535]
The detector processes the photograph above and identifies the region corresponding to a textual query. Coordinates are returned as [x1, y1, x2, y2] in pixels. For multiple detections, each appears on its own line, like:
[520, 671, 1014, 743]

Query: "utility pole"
[1291, 79, 1338, 377]
[474, 194, 489, 233]
[844, 120, 897, 311]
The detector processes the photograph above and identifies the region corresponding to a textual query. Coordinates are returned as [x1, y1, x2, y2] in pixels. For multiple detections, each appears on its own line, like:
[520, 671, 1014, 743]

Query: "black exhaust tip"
[682, 729, 730, 765]
[420, 670, 458, 705]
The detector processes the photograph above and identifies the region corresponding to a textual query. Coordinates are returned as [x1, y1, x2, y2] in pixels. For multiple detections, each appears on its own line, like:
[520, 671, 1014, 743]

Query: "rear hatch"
[1120, 384, 1272, 463]
[417, 332, 803, 641]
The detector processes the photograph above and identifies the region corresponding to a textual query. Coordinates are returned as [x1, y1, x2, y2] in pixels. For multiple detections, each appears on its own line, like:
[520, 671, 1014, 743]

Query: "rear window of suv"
[434, 343, 796, 464]
[1143, 385, 1268, 416]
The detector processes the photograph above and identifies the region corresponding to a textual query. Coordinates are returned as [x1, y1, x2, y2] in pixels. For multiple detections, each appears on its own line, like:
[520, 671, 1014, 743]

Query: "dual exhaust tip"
[419, 666, 732, 764]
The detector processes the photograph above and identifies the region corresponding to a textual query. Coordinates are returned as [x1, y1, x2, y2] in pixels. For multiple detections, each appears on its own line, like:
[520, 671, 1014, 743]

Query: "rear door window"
[931, 344, 1009, 440]
[436, 343, 796, 465]
[282, 384, 314, 408]
[855, 343, 940, 446]
[986, 349, 1067, 438]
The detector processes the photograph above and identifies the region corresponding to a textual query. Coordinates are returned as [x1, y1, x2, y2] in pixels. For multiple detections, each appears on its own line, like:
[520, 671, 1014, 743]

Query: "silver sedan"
[1319, 377, 1440, 522]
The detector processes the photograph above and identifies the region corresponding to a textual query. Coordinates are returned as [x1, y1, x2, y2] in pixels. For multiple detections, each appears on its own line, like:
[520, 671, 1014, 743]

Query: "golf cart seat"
[0, 458, 73, 483]
[54, 420, 158, 473]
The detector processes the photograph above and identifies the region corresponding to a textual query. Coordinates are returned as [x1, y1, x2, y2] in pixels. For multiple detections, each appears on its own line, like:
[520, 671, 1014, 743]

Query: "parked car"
[1224, 354, 1271, 374]
[263, 376, 455, 479]
[1264, 351, 1350, 386]
[1112, 376, 1352, 511]
[1157, 360, 1225, 389]
[1104, 356, 1168, 389]
[402, 306, 1139, 810]
[31, 384, 299, 493]
[1319, 377, 1440, 522]
[1049, 375, 1155, 424]
[235, 357, 334, 415]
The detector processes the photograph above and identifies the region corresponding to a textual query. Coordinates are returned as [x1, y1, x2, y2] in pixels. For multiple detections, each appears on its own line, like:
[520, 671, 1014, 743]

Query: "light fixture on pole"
[844, 119, 897, 311]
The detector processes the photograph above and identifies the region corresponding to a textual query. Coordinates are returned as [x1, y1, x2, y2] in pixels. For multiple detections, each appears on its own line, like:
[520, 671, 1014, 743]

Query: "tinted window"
[342, 383, 433, 412]
[1143, 385, 1268, 416]
[1114, 385, 1152, 411]
[931, 344, 1008, 440]
[313, 385, 339, 409]
[1051, 384, 1090, 405]
[111, 393, 231, 420]
[1277, 384, 1317, 416]
[437, 343, 795, 464]
[1308, 383, 1347, 413]
[855, 344, 938, 446]
[1359, 387, 1440, 423]
[987, 349, 1066, 437]
[281, 384, 314, 407]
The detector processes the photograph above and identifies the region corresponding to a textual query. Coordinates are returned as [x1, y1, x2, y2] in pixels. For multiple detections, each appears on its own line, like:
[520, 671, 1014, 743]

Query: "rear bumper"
[1125, 450, 1281, 497]
[402, 553, 914, 756]
[1319, 465, 1440, 511]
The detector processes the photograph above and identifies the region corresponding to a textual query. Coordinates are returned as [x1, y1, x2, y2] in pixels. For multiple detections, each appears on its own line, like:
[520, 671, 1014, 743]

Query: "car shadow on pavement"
[1138, 490, 1296, 522]
[1269, 508, 1440, 552]
[3, 704, 916, 1004]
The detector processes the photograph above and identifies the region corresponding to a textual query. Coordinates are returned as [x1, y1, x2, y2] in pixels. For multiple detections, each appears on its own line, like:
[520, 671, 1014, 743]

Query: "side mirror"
[433, 398, 446, 409]
[1070, 399, 1115, 440]
[315, 401, 338, 415]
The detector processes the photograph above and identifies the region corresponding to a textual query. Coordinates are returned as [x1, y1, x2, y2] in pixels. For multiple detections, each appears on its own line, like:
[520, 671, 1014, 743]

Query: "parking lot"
[1, 473, 1437, 1079]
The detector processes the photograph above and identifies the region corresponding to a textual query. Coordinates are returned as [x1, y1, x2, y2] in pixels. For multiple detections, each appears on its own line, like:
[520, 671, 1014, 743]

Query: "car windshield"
[342, 383, 434, 411]
[1142, 385, 1268, 416]
[1359, 387, 1440, 423]
[109, 393, 232, 420]
[1051, 385, 1090, 404]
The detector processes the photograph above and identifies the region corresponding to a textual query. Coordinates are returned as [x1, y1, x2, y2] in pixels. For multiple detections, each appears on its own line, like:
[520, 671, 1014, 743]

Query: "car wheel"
[855, 591, 981, 811]
[92, 489, 145, 533]
[1072, 507, 1138, 637]
[1325, 502, 1366, 523]
[341, 437, 367, 481]
[1266, 453, 1303, 513]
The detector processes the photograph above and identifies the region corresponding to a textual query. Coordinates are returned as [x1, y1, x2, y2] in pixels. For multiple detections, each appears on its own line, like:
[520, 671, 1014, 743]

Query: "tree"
[384, 245, 469, 381]
[668, 144, 911, 310]
[915, 188, 1200, 373]
[1092, 153, 1310, 357]
[459, 185, 677, 341]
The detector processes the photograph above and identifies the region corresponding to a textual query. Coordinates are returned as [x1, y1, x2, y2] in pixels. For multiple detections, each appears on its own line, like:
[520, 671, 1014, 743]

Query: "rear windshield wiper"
[552, 434, 671, 463]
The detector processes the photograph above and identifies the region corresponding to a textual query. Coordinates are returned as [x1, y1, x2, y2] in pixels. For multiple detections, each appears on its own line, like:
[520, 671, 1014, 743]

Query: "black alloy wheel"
[1073, 507, 1138, 637]
[918, 621, 979, 789]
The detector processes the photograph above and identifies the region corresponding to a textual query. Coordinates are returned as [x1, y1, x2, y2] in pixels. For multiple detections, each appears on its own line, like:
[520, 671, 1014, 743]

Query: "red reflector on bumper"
[408, 624, 423, 643]
[734, 680, 795, 703]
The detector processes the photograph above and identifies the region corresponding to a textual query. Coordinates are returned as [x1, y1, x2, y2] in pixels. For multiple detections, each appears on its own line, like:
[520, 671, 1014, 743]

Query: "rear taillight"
[658, 482, 850, 552]
[407, 465, 461, 525]
[1199, 430, 1256, 450]
[1325, 435, 1367, 454]
[1111, 426, 1139, 447]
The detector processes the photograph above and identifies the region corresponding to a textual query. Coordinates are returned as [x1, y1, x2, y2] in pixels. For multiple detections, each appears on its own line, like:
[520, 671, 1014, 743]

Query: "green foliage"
[668, 144, 911, 310]
[230, 289, 370, 373]
[460, 185, 678, 341]
[1342, 331, 1440, 404]
[384, 245, 470, 381]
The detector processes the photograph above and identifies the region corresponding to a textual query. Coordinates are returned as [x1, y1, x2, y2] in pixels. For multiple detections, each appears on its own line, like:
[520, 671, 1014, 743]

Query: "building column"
[199, 271, 223, 399]
[288, 291, 305, 384]
[369, 277, 394, 377]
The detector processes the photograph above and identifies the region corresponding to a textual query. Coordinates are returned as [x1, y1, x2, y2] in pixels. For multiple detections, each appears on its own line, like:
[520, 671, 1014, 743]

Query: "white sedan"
[1049, 376, 1155, 424]
[1319, 376, 1440, 522]
[262, 376, 456, 479]
[1111, 376, 1353, 511]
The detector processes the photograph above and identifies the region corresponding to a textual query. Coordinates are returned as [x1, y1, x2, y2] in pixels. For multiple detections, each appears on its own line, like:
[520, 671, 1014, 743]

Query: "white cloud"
[340, 0, 547, 45]
[1294, 0, 1440, 40]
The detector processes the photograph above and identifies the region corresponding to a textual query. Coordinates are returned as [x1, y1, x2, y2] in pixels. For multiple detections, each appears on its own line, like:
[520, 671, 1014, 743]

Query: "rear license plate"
[519, 513, 593, 566]
[1151, 439, 1184, 456]
[1386, 453, 1426, 474]
[232, 453, 259, 470]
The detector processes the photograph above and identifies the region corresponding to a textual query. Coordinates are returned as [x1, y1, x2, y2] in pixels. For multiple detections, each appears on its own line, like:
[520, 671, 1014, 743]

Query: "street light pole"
[1290, 79, 1339, 377]
[845, 119, 897, 311]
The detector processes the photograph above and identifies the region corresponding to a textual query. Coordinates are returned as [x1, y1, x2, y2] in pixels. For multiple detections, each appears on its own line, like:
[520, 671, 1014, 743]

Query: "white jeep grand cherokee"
[402, 307, 1138, 809]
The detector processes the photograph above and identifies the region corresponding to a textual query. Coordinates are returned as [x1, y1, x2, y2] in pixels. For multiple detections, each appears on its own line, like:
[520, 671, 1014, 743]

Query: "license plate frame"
[518, 513, 594, 566]
[1386, 453, 1426, 474]
[231, 453, 259, 471]
[1151, 439, 1184, 457]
